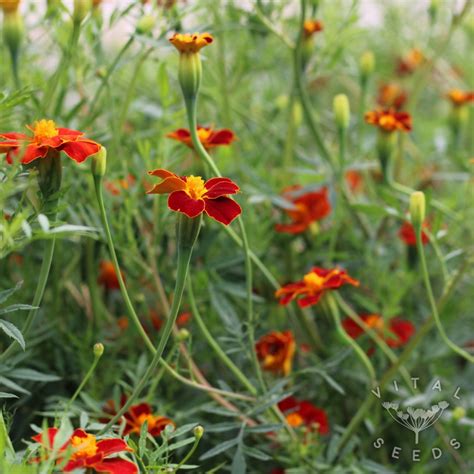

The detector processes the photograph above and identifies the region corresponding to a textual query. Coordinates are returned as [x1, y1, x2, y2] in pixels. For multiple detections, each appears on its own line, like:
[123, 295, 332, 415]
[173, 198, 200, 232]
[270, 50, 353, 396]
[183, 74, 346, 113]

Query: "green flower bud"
[193, 425, 204, 439]
[359, 51, 375, 81]
[73, 0, 91, 24]
[333, 94, 350, 130]
[136, 14, 154, 35]
[91, 146, 107, 177]
[93, 342, 104, 357]
[410, 191, 426, 230]
[177, 328, 190, 341]
[178, 53, 202, 101]
[452, 406, 466, 421]
[3, 9, 23, 61]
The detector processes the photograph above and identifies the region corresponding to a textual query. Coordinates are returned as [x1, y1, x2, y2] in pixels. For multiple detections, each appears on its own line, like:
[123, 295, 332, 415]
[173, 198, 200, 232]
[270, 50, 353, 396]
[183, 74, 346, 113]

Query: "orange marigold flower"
[0, 119, 100, 165]
[365, 109, 412, 133]
[255, 330, 296, 376]
[278, 396, 329, 434]
[275, 185, 331, 234]
[98, 260, 123, 290]
[167, 126, 236, 150]
[343, 314, 415, 353]
[396, 48, 424, 75]
[446, 89, 474, 107]
[169, 32, 213, 53]
[345, 170, 364, 194]
[150, 310, 191, 331]
[0, 0, 20, 12]
[398, 221, 429, 246]
[303, 19, 323, 37]
[377, 83, 407, 110]
[31, 427, 137, 474]
[147, 169, 241, 225]
[275, 267, 359, 308]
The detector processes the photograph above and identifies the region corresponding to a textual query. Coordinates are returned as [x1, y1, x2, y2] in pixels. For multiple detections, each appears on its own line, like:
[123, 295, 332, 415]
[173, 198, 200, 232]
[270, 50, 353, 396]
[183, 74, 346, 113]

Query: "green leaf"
[0, 320, 25, 350]
[209, 285, 242, 335]
[0, 281, 23, 304]
[199, 437, 239, 460]
[0, 304, 37, 315]
[0, 392, 18, 399]
[8, 368, 60, 382]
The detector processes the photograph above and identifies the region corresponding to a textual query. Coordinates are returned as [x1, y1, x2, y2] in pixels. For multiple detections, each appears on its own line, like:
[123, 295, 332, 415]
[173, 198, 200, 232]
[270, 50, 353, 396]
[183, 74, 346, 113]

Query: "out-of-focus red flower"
[303, 19, 323, 38]
[365, 109, 412, 132]
[98, 260, 123, 290]
[278, 396, 329, 434]
[147, 169, 241, 225]
[104, 174, 136, 196]
[345, 170, 364, 194]
[150, 310, 191, 331]
[377, 83, 407, 110]
[31, 428, 137, 474]
[117, 316, 129, 331]
[256, 330, 295, 376]
[343, 314, 415, 353]
[271, 469, 286, 474]
[103, 398, 174, 437]
[0, 119, 100, 164]
[396, 48, 424, 75]
[275, 185, 331, 234]
[275, 267, 359, 308]
[169, 32, 213, 53]
[167, 126, 236, 150]
[446, 89, 474, 107]
[398, 221, 429, 246]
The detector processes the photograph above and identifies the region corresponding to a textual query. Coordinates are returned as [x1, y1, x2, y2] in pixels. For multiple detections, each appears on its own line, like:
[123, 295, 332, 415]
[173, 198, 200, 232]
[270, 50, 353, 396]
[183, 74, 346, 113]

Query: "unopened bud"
[91, 146, 107, 177]
[93, 342, 104, 357]
[333, 94, 350, 130]
[73, 0, 91, 24]
[410, 191, 426, 229]
[136, 14, 154, 35]
[178, 53, 202, 101]
[193, 425, 204, 439]
[2, 8, 23, 60]
[177, 328, 190, 341]
[428, 0, 440, 24]
[359, 51, 375, 81]
[452, 406, 466, 421]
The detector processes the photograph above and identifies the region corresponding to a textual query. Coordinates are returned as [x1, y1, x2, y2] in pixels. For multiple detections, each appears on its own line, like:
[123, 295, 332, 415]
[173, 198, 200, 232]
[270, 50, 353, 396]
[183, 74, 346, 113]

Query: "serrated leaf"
[0, 319, 25, 350]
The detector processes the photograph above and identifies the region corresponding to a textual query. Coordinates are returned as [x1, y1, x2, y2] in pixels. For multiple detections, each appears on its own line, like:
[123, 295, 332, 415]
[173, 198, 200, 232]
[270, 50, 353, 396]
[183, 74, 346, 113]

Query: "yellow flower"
[169, 32, 213, 54]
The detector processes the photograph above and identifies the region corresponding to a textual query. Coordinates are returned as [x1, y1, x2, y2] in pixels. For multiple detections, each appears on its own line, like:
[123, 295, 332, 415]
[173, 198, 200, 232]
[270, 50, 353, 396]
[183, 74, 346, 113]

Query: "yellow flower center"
[137, 413, 158, 430]
[286, 412, 304, 427]
[379, 114, 397, 130]
[70, 434, 98, 459]
[365, 314, 384, 331]
[197, 128, 213, 143]
[32, 119, 59, 141]
[185, 175, 207, 200]
[303, 271, 326, 291]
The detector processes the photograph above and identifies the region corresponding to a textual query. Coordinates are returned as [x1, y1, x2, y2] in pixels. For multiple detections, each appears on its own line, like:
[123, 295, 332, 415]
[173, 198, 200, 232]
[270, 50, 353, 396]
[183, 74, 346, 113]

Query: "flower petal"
[57, 128, 84, 138]
[147, 176, 186, 194]
[204, 196, 241, 225]
[60, 140, 101, 163]
[93, 459, 138, 474]
[22, 144, 48, 164]
[204, 178, 239, 198]
[97, 438, 132, 457]
[298, 294, 322, 308]
[208, 129, 235, 146]
[148, 168, 178, 179]
[168, 191, 205, 218]
[0, 132, 29, 140]
[32, 428, 58, 447]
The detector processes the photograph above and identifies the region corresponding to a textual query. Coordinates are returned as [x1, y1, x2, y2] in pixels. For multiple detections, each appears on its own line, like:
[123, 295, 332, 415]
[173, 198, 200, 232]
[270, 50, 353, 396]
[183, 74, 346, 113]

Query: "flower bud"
[93, 342, 104, 357]
[178, 53, 202, 101]
[2, 7, 23, 65]
[193, 425, 204, 439]
[136, 14, 154, 35]
[333, 94, 350, 130]
[73, 0, 91, 24]
[410, 191, 426, 230]
[428, 0, 440, 24]
[91, 146, 107, 177]
[452, 406, 466, 421]
[177, 328, 190, 341]
[359, 51, 375, 82]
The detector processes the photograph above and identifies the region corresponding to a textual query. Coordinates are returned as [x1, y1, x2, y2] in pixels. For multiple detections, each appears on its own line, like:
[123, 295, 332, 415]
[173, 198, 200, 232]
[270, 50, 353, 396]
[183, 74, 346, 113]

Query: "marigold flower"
[275, 185, 331, 234]
[377, 83, 407, 110]
[278, 396, 329, 434]
[0, 0, 20, 12]
[342, 314, 415, 352]
[31, 428, 137, 474]
[276, 267, 359, 308]
[345, 170, 363, 194]
[167, 126, 236, 150]
[147, 169, 241, 225]
[169, 32, 213, 54]
[0, 119, 100, 164]
[150, 310, 191, 331]
[365, 109, 412, 133]
[256, 330, 295, 376]
[396, 48, 424, 75]
[398, 221, 429, 246]
[98, 260, 123, 290]
[447, 89, 474, 107]
[303, 19, 323, 37]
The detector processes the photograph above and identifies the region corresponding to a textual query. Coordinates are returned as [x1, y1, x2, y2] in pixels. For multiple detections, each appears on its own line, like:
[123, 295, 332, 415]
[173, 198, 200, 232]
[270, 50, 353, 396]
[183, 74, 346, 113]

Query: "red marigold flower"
[167, 126, 236, 150]
[365, 109, 412, 133]
[275, 185, 331, 234]
[150, 310, 191, 331]
[398, 221, 429, 246]
[342, 314, 415, 352]
[446, 89, 474, 107]
[396, 48, 424, 76]
[146, 169, 241, 225]
[31, 428, 137, 474]
[98, 260, 123, 290]
[303, 19, 323, 37]
[278, 396, 329, 434]
[255, 330, 296, 376]
[345, 170, 364, 194]
[377, 83, 408, 110]
[169, 32, 213, 53]
[0, 119, 100, 164]
[275, 267, 359, 308]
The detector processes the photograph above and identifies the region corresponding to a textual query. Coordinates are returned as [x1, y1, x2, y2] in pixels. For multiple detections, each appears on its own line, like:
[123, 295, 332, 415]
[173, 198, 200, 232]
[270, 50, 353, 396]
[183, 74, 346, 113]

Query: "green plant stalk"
[0, 237, 56, 362]
[326, 293, 376, 385]
[187, 277, 257, 395]
[415, 227, 474, 363]
[175, 431, 203, 471]
[99, 215, 200, 435]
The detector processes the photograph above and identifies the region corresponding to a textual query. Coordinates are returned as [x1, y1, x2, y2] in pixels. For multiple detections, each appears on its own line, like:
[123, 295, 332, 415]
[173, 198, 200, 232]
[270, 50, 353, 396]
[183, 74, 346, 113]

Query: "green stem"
[175, 430, 203, 471]
[416, 227, 474, 362]
[187, 277, 257, 395]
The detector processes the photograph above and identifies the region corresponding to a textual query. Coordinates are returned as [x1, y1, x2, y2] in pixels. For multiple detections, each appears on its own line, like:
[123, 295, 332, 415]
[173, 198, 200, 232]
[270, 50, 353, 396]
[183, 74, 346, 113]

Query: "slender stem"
[187, 277, 257, 395]
[416, 227, 474, 362]
[175, 430, 203, 471]
[0, 237, 56, 362]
